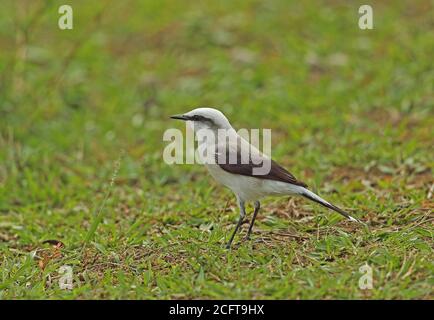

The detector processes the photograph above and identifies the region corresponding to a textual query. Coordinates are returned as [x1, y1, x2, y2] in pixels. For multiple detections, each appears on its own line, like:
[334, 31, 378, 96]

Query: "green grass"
[0, 0, 433, 299]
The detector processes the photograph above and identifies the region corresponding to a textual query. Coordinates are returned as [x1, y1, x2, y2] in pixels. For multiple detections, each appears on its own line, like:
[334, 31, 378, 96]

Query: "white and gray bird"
[171, 107, 361, 248]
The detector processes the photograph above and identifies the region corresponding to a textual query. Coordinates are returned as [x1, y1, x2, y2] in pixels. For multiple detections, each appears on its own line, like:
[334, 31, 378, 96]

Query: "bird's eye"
[191, 115, 213, 123]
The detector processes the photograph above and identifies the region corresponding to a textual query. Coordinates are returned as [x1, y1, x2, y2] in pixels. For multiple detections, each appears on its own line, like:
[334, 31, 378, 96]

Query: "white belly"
[204, 163, 302, 201]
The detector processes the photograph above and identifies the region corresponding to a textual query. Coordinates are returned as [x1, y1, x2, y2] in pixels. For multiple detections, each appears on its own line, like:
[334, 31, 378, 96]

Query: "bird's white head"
[170, 107, 233, 133]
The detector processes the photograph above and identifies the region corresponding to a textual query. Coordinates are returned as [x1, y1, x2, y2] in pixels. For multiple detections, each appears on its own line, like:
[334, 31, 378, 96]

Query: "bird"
[170, 107, 361, 248]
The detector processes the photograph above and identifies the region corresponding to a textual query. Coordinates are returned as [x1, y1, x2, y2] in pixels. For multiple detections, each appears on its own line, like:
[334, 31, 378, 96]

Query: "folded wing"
[215, 144, 307, 188]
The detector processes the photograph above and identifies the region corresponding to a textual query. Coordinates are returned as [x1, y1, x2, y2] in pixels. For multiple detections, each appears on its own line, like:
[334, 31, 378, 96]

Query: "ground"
[0, 1, 433, 299]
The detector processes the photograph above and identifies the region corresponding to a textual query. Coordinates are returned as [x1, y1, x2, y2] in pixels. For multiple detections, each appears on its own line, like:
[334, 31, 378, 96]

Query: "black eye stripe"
[192, 115, 213, 122]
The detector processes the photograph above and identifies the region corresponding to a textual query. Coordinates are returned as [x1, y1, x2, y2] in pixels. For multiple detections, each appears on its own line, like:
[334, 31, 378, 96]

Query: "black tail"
[301, 189, 361, 223]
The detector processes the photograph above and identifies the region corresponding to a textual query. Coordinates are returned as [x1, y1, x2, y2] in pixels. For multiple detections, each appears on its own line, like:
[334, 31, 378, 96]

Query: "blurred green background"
[0, 1, 433, 299]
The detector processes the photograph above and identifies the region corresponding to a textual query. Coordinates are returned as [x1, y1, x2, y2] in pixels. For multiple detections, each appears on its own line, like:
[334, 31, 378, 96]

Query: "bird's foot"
[225, 241, 234, 249]
[225, 241, 242, 250]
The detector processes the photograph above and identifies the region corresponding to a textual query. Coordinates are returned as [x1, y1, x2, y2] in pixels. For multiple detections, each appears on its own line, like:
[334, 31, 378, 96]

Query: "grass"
[0, 0, 433, 299]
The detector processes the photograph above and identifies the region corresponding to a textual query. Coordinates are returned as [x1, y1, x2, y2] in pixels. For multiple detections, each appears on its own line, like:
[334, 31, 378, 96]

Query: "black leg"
[226, 199, 245, 249]
[245, 201, 260, 240]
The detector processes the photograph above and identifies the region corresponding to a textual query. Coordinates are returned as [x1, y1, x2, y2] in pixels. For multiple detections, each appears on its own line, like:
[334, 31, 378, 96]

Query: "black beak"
[170, 114, 189, 121]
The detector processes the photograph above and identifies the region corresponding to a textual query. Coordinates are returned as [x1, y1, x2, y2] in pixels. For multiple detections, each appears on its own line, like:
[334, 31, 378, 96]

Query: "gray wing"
[215, 145, 308, 188]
